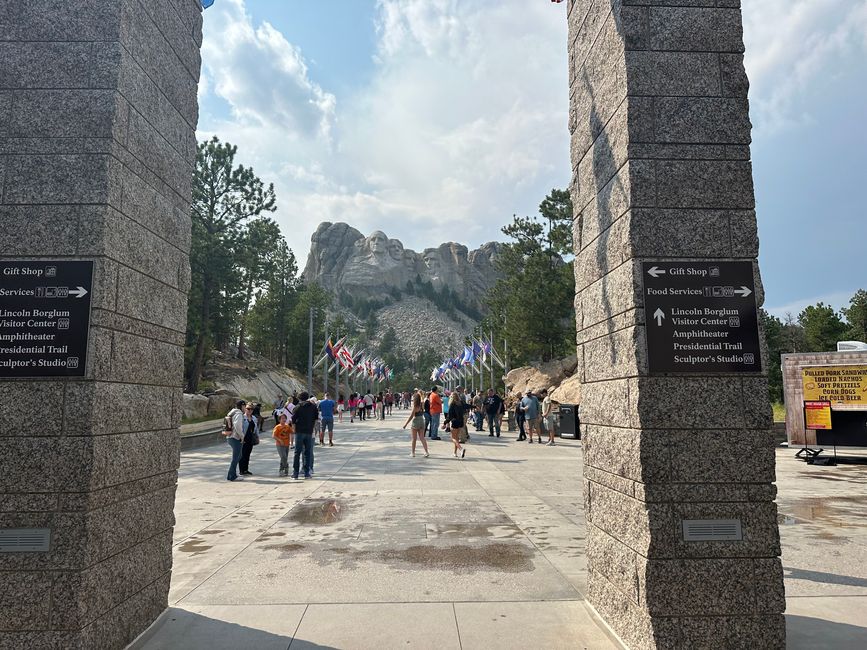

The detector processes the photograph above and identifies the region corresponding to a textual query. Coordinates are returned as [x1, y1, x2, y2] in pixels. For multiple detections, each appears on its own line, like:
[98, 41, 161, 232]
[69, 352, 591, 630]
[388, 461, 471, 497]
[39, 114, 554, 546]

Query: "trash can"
[558, 403, 580, 439]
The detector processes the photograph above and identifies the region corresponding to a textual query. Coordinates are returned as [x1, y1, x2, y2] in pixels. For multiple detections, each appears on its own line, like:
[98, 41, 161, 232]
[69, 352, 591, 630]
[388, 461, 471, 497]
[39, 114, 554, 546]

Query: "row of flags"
[429, 338, 504, 383]
[313, 336, 394, 383]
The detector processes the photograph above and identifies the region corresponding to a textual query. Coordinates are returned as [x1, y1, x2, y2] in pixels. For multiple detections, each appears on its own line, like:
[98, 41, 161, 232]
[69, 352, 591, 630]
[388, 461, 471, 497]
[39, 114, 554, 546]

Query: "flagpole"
[307, 306, 313, 393]
[489, 330, 494, 390]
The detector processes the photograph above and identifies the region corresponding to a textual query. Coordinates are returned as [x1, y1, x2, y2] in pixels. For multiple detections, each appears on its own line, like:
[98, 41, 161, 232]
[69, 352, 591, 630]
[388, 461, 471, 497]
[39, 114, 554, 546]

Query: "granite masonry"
[0, 2, 201, 648]
[566, 1, 786, 648]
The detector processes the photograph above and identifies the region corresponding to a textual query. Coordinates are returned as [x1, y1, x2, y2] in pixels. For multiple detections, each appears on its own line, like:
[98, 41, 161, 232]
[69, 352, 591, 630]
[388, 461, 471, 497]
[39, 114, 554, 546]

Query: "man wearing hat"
[520, 390, 542, 444]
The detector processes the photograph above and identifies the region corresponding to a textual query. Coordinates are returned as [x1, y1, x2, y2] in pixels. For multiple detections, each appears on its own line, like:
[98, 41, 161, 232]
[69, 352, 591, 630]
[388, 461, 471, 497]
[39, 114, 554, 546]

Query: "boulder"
[505, 355, 579, 399]
[182, 393, 209, 421]
[550, 373, 582, 404]
[207, 393, 241, 417]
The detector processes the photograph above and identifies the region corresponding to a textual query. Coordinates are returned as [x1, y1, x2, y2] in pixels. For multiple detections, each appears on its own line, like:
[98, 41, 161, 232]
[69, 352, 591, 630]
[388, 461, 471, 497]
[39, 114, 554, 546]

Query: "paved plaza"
[133, 419, 867, 649]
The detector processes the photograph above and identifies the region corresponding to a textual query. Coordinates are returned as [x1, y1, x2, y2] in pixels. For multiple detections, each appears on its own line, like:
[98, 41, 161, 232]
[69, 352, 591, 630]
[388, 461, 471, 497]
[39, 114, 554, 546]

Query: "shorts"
[322, 417, 334, 433]
[543, 415, 555, 431]
[527, 417, 541, 430]
[411, 415, 425, 430]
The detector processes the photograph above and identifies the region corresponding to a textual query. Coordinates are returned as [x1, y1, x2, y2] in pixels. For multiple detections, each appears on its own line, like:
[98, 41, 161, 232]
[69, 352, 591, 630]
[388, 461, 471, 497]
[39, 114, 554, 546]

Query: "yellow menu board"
[804, 401, 832, 430]
[802, 365, 867, 406]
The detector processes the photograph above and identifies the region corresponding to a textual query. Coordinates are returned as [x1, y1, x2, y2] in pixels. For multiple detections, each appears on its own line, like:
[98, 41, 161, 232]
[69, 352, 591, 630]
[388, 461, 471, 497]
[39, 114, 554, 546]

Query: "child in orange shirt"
[272, 413, 294, 476]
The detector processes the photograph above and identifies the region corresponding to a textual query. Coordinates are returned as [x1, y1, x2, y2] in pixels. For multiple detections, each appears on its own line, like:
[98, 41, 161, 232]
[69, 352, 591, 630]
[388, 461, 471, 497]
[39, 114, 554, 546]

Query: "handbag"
[252, 431, 260, 446]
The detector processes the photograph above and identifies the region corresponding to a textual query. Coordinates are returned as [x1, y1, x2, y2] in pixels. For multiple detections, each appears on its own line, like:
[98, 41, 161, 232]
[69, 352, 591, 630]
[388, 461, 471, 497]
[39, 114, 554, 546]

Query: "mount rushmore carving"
[302, 222, 501, 309]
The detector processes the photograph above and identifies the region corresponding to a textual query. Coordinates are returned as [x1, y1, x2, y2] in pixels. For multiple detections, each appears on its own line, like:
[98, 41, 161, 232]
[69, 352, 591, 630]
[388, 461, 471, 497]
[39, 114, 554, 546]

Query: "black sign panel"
[0, 260, 94, 377]
[642, 261, 761, 373]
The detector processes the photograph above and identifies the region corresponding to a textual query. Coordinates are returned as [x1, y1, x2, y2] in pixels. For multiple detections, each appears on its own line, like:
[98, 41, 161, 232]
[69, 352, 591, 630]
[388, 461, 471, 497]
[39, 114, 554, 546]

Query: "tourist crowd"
[222, 385, 559, 481]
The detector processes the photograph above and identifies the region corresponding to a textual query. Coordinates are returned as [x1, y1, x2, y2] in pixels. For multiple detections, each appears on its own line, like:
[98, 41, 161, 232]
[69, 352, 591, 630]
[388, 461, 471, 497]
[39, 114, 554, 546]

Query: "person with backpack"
[447, 388, 467, 459]
[224, 400, 246, 481]
[291, 392, 319, 479]
[484, 388, 505, 438]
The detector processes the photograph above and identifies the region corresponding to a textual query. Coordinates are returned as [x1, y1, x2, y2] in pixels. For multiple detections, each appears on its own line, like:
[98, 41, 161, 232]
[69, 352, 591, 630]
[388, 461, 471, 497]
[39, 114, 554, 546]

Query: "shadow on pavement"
[786, 614, 867, 649]
[133, 608, 339, 650]
[785, 567, 867, 588]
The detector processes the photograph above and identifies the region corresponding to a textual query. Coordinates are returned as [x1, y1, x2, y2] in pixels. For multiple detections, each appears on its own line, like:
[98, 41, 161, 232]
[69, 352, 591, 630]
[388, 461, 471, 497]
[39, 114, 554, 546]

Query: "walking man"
[514, 392, 527, 441]
[428, 386, 443, 440]
[483, 388, 505, 438]
[521, 390, 542, 444]
[226, 400, 246, 481]
[318, 392, 336, 447]
[291, 392, 318, 479]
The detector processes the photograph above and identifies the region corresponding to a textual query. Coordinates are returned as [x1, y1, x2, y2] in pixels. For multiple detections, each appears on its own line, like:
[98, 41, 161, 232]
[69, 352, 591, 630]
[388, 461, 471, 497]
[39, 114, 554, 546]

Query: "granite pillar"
[0, 1, 201, 648]
[567, 1, 786, 648]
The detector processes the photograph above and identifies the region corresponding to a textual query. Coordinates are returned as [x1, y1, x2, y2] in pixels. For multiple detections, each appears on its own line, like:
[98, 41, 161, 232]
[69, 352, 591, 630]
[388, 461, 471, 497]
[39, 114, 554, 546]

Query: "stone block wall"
[567, 1, 785, 648]
[0, 1, 201, 647]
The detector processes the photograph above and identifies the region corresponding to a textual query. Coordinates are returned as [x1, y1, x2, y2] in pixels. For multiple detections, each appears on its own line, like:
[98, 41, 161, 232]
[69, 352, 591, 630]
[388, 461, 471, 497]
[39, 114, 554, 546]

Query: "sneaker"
[528, 439, 533, 444]
[489, 433, 494, 437]
[424, 452, 429, 458]
[329, 442, 334, 447]
[242, 471, 253, 476]
[304, 473, 312, 479]
[496, 433, 500, 438]
[292, 474, 299, 480]
[234, 475, 245, 481]
[411, 452, 416, 458]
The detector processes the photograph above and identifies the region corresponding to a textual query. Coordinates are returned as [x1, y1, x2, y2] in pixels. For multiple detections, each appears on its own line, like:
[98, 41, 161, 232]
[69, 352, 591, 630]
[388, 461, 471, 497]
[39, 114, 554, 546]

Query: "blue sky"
[197, 0, 867, 319]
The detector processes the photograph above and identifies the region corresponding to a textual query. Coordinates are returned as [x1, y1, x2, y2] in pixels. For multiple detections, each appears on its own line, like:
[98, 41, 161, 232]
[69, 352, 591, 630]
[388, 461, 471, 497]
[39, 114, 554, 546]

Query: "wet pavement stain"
[284, 499, 346, 525]
[378, 543, 535, 573]
[781, 495, 867, 526]
[179, 538, 213, 556]
[257, 531, 286, 539]
[264, 543, 305, 554]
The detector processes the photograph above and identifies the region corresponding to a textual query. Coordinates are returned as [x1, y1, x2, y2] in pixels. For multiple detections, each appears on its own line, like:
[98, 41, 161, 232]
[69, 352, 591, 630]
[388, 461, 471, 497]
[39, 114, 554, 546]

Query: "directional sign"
[642, 261, 762, 373]
[0, 260, 94, 377]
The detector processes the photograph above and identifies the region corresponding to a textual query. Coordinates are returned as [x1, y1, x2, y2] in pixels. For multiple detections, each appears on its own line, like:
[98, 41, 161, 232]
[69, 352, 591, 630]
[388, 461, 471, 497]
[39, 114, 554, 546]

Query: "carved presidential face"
[387, 239, 404, 261]
[366, 231, 388, 255]
[423, 250, 441, 270]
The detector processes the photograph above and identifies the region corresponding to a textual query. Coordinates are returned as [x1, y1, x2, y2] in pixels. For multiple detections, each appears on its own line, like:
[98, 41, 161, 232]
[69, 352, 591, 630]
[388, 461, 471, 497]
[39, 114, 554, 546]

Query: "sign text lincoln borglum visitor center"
[0, 260, 94, 377]
[642, 261, 762, 374]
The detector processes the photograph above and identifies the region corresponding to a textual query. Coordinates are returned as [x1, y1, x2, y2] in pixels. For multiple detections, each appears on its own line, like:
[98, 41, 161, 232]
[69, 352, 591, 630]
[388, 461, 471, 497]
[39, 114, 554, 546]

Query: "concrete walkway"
[133, 417, 867, 649]
[134, 417, 620, 649]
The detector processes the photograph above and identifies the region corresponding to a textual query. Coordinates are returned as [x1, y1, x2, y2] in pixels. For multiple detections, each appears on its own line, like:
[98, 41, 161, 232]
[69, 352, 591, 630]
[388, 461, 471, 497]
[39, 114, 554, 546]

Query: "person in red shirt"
[428, 386, 443, 440]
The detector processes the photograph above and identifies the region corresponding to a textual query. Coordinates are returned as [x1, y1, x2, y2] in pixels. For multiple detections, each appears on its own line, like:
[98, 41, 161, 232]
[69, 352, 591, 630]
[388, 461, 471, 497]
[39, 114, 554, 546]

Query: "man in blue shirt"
[520, 390, 542, 444]
[318, 392, 336, 447]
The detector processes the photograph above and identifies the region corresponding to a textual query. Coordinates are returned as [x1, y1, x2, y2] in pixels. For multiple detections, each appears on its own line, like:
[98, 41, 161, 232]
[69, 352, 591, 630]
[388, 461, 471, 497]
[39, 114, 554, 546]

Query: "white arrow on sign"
[734, 286, 752, 298]
[70, 286, 88, 299]
[647, 266, 666, 278]
[653, 308, 665, 326]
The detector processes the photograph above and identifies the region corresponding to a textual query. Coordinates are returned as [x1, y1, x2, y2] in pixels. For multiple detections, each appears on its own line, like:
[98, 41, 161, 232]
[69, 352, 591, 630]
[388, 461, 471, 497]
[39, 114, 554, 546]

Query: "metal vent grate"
[682, 519, 742, 542]
[0, 528, 51, 553]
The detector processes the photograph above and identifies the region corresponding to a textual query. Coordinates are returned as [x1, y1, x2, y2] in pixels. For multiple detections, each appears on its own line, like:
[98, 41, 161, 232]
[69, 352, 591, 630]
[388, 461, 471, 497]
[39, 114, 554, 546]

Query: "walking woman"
[337, 393, 345, 423]
[515, 392, 527, 441]
[402, 391, 430, 458]
[447, 391, 467, 459]
[238, 403, 259, 476]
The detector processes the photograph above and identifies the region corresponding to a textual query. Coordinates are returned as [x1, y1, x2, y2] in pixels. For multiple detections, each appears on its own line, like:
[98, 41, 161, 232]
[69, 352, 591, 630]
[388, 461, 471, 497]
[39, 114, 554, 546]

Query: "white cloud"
[743, 0, 867, 134]
[200, 0, 335, 139]
[197, 0, 570, 263]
